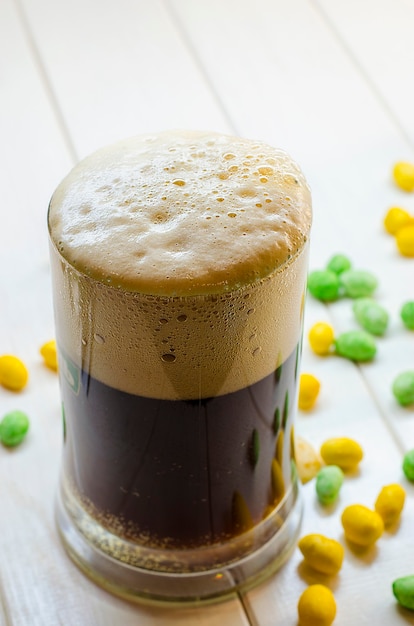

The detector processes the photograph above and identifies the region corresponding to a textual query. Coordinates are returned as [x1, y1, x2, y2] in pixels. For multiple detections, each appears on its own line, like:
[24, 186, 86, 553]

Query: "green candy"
[0, 410, 30, 447]
[352, 298, 389, 336]
[392, 371, 414, 406]
[308, 270, 340, 302]
[326, 253, 352, 275]
[393, 575, 414, 610]
[402, 449, 414, 481]
[339, 269, 378, 298]
[315, 465, 344, 505]
[335, 330, 377, 362]
[401, 301, 414, 330]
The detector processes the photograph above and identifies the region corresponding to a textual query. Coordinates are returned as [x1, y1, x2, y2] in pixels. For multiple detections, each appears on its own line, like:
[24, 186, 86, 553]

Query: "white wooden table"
[2, 1, 414, 624]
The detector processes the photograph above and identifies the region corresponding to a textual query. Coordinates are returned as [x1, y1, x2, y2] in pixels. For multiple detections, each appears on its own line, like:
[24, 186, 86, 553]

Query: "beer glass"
[48, 131, 312, 604]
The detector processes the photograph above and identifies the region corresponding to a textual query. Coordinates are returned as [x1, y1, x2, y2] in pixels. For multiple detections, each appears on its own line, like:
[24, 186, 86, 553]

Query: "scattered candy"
[326, 253, 352, 275]
[392, 371, 414, 406]
[40, 340, 58, 371]
[392, 575, 414, 610]
[383, 206, 412, 234]
[320, 437, 363, 472]
[352, 298, 389, 336]
[298, 534, 344, 576]
[297, 584, 337, 626]
[400, 301, 414, 330]
[396, 224, 414, 257]
[295, 436, 322, 484]
[316, 465, 344, 506]
[393, 161, 414, 192]
[341, 504, 384, 547]
[308, 322, 335, 356]
[374, 484, 406, 527]
[334, 329, 377, 362]
[0, 410, 30, 447]
[339, 269, 378, 299]
[307, 270, 340, 302]
[0, 355, 29, 391]
[402, 449, 414, 482]
[299, 373, 321, 411]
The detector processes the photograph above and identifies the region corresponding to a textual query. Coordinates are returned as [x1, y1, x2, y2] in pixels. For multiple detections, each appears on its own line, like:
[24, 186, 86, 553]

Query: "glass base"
[55, 477, 303, 606]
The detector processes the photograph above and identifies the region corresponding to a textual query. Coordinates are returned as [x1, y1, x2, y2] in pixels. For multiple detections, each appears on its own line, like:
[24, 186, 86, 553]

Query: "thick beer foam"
[49, 131, 311, 296]
[48, 131, 312, 399]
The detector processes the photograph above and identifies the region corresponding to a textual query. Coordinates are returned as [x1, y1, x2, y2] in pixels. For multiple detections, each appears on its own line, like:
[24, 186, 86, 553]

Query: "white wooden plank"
[314, 0, 414, 147]
[169, 0, 414, 158]
[0, 0, 73, 356]
[17, 0, 232, 159]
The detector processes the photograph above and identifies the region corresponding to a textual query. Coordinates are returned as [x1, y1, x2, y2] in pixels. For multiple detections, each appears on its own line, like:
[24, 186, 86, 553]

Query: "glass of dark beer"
[48, 131, 312, 604]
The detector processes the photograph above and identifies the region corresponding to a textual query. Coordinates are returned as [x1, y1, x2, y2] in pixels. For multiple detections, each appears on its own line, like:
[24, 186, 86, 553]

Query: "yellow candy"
[299, 373, 321, 410]
[297, 584, 336, 626]
[308, 322, 335, 356]
[0, 355, 29, 391]
[374, 483, 406, 527]
[341, 504, 384, 547]
[271, 458, 285, 502]
[393, 161, 414, 192]
[295, 436, 322, 484]
[298, 534, 344, 575]
[383, 207, 412, 235]
[320, 437, 363, 472]
[40, 340, 58, 371]
[396, 224, 414, 257]
[232, 491, 253, 534]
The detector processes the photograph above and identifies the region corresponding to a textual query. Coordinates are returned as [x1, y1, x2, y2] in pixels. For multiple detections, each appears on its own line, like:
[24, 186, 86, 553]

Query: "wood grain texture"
[16, 0, 232, 158]
[315, 0, 414, 147]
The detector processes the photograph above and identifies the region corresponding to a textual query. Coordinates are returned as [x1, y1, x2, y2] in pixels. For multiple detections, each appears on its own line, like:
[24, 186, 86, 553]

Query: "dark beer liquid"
[60, 343, 300, 549]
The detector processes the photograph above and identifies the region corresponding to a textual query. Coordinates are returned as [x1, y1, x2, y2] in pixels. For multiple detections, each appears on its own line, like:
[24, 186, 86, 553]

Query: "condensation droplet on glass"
[161, 353, 176, 363]
[177, 314, 187, 322]
[94, 334, 105, 344]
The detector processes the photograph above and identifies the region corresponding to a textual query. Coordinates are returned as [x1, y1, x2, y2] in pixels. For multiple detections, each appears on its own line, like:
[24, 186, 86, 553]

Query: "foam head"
[48, 131, 312, 399]
[48, 130, 311, 296]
